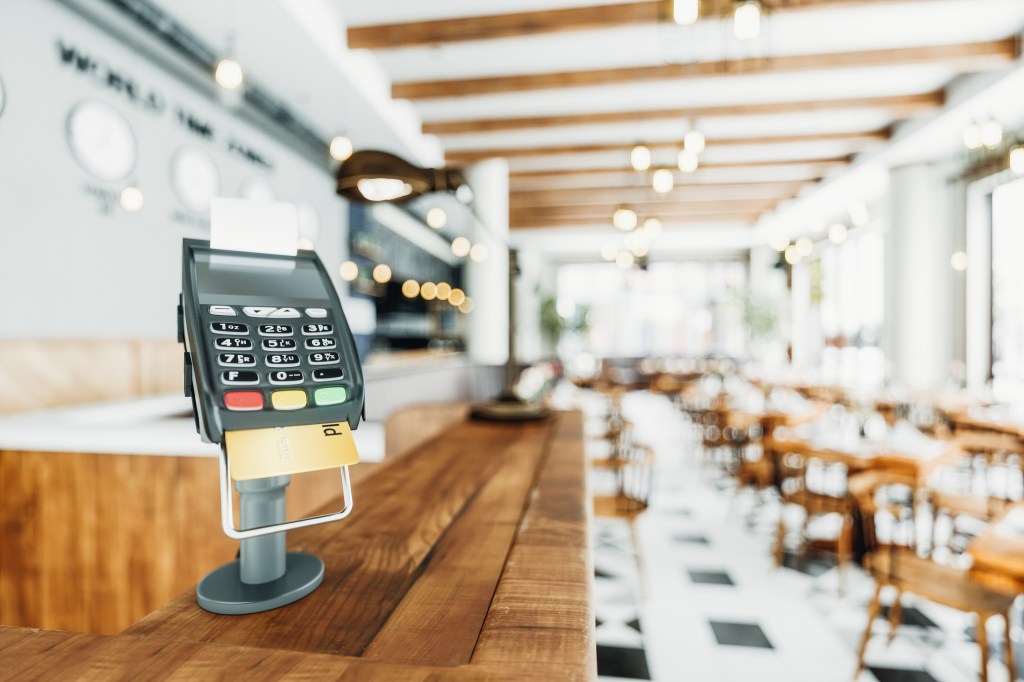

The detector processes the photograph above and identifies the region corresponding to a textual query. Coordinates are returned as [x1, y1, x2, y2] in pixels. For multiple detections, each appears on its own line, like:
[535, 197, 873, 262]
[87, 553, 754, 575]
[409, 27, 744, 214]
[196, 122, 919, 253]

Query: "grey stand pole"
[196, 475, 324, 615]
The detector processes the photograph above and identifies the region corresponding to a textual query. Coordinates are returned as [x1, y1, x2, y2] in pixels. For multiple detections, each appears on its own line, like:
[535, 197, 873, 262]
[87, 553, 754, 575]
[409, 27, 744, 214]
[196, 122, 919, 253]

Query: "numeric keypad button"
[302, 323, 333, 336]
[266, 353, 300, 367]
[219, 353, 256, 367]
[261, 338, 297, 351]
[304, 337, 337, 350]
[243, 307, 276, 318]
[312, 368, 344, 382]
[215, 337, 252, 350]
[221, 370, 259, 385]
[308, 351, 340, 365]
[258, 324, 293, 337]
[268, 370, 304, 385]
[210, 322, 249, 335]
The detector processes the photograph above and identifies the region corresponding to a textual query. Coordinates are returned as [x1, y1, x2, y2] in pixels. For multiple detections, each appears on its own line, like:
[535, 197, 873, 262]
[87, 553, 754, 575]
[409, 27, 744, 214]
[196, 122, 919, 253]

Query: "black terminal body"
[179, 238, 364, 444]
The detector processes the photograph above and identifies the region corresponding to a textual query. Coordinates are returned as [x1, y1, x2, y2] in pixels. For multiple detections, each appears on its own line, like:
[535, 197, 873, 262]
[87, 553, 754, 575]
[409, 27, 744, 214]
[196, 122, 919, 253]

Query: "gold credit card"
[225, 422, 360, 481]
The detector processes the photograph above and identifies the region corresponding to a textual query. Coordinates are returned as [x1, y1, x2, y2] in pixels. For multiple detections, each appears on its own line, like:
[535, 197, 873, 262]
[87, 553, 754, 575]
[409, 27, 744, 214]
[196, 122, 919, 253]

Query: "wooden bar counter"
[0, 410, 595, 680]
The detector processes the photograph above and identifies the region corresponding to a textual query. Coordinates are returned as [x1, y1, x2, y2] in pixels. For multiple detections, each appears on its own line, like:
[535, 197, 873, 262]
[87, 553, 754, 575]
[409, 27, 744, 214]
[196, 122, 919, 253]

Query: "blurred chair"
[771, 446, 858, 593]
[928, 430, 1024, 555]
[851, 471, 1015, 682]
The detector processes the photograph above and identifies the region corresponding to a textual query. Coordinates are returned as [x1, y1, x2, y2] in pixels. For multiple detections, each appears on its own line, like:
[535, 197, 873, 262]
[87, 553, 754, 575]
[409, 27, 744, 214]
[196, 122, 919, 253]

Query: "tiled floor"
[582, 389, 1022, 682]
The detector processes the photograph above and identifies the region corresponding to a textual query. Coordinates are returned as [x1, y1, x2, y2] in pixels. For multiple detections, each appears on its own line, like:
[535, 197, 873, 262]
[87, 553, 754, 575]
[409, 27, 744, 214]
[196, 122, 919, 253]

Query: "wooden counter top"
[0, 411, 595, 680]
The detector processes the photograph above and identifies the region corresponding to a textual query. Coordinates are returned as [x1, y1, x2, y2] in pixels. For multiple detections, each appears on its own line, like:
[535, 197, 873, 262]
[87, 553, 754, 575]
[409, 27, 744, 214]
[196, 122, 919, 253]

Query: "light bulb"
[673, 0, 699, 25]
[981, 120, 1003, 149]
[963, 123, 983, 150]
[784, 245, 800, 265]
[643, 218, 662, 238]
[119, 186, 144, 212]
[357, 178, 413, 202]
[449, 288, 466, 306]
[402, 280, 420, 298]
[684, 130, 706, 154]
[1011, 147, 1024, 175]
[652, 168, 674, 193]
[451, 237, 471, 257]
[421, 282, 437, 301]
[469, 243, 488, 262]
[829, 223, 848, 244]
[616, 251, 635, 269]
[950, 251, 968, 272]
[796, 237, 813, 256]
[329, 136, 353, 161]
[678, 148, 699, 173]
[214, 58, 244, 90]
[426, 207, 447, 228]
[734, 1, 762, 40]
[458, 297, 474, 314]
[612, 207, 638, 231]
[630, 145, 651, 172]
[339, 260, 359, 282]
[372, 263, 392, 284]
[436, 282, 452, 300]
[601, 243, 618, 261]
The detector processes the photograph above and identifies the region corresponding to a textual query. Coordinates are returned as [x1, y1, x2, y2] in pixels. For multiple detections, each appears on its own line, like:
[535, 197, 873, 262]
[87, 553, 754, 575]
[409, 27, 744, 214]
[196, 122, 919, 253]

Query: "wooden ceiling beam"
[395, 39, 1016, 99]
[510, 212, 763, 230]
[444, 130, 887, 164]
[423, 93, 941, 135]
[510, 180, 813, 205]
[511, 198, 780, 219]
[509, 157, 849, 181]
[351, 0, 937, 50]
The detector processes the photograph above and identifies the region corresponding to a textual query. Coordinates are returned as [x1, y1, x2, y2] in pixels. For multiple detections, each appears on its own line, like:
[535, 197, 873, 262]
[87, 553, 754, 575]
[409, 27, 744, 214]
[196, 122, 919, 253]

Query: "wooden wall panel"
[0, 339, 182, 414]
[0, 450, 360, 634]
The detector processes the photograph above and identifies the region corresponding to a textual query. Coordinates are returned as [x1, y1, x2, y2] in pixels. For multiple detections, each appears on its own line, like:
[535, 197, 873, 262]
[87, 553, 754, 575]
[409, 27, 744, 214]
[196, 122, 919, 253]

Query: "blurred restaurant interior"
[3, 0, 1024, 680]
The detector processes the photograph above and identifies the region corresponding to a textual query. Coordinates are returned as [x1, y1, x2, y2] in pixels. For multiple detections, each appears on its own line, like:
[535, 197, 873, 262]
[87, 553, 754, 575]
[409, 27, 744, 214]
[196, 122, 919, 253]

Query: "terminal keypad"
[206, 306, 349, 411]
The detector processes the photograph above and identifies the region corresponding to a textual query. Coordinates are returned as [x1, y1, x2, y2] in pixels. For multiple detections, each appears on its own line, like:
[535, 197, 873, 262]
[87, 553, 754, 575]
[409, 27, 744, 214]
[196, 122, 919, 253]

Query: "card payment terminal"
[178, 236, 364, 615]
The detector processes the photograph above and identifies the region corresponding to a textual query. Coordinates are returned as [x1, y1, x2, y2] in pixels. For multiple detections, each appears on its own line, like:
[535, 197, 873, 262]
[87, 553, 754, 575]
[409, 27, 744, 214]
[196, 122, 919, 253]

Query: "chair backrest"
[849, 470, 919, 558]
[614, 443, 655, 513]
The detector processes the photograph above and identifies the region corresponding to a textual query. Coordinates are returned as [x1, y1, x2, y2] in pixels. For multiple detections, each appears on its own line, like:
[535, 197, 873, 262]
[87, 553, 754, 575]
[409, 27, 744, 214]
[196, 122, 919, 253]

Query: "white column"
[884, 163, 954, 389]
[463, 159, 510, 366]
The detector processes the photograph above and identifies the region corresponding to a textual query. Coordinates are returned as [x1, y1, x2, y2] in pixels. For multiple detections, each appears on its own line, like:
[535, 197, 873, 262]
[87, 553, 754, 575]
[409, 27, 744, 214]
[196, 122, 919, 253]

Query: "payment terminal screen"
[195, 252, 330, 301]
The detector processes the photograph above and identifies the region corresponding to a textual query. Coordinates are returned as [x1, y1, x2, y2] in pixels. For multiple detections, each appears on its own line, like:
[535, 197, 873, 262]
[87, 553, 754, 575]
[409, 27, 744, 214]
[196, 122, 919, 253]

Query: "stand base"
[196, 552, 324, 615]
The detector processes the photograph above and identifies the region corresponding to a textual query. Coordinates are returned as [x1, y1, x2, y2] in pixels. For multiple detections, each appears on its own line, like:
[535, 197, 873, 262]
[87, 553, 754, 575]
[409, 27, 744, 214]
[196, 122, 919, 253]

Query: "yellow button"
[271, 390, 307, 411]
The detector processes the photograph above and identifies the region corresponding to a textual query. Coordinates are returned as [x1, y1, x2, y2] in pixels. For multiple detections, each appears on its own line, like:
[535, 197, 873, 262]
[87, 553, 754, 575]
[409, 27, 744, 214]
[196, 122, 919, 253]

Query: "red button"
[224, 391, 264, 411]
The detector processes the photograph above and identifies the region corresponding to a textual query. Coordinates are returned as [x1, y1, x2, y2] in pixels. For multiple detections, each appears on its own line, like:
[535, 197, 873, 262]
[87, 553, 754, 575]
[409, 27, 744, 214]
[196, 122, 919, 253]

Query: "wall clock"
[171, 146, 220, 213]
[66, 100, 137, 181]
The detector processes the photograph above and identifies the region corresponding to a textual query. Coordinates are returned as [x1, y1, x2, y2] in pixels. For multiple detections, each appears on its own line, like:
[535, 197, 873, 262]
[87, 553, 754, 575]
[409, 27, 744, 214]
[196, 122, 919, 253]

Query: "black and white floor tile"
[583, 389, 1022, 682]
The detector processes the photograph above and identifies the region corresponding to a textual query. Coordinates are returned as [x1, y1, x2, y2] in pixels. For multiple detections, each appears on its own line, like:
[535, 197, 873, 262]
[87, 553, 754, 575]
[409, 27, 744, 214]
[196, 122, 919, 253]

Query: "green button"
[314, 386, 348, 406]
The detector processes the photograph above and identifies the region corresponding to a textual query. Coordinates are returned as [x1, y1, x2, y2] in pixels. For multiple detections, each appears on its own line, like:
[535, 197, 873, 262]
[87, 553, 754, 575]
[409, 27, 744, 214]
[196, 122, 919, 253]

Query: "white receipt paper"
[210, 197, 299, 256]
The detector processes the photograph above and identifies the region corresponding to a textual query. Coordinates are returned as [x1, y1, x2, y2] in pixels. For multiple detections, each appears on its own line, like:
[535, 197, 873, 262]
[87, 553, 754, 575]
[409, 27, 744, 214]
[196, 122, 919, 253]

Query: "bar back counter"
[0, 404, 595, 679]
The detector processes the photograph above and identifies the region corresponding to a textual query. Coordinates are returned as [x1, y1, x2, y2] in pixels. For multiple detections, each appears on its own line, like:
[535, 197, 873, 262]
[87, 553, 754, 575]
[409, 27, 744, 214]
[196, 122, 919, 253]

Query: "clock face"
[171, 146, 220, 213]
[66, 100, 137, 181]
[240, 176, 275, 203]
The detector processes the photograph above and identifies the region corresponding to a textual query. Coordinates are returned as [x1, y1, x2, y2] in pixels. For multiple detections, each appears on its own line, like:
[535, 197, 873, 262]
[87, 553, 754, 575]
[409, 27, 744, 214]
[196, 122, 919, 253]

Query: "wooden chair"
[851, 471, 1016, 682]
[771, 447, 857, 592]
[929, 430, 1024, 554]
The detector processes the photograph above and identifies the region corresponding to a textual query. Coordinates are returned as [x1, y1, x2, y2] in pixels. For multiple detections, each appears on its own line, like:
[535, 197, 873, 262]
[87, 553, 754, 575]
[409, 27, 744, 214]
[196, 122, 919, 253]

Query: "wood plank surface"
[1, 411, 592, 678]
[424, 92, 942, 135]
[396, 41, 1015, 99]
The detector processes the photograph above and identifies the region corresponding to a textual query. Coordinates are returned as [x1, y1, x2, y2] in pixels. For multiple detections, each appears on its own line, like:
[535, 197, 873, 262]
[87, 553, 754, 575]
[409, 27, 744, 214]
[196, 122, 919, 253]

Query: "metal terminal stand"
[196, 476, 325, 615]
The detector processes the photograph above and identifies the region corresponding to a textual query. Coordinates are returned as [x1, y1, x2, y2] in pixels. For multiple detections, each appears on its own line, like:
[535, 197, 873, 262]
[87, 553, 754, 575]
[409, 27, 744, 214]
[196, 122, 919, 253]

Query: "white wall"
[0, 0, 348, 339]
